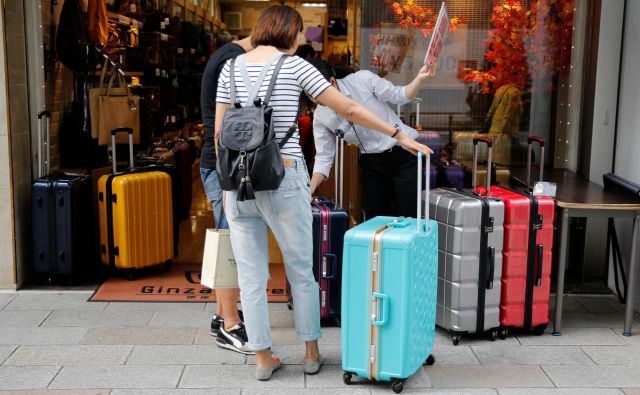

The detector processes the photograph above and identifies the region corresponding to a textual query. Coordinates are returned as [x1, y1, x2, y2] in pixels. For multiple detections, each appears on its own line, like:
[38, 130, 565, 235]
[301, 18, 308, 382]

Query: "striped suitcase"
[98, 128, 174, 279]
[479, 137, 554, 336]
[342, 153, 437, 393]
[429, 138, 505, 345]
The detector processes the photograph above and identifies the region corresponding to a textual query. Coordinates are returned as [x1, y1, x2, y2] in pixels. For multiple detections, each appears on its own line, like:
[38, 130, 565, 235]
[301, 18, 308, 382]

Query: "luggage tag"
[533, 181, 557, 197]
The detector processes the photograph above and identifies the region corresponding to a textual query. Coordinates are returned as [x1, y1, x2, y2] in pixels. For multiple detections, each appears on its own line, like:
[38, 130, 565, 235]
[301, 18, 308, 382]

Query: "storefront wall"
[612, 0, 640, 311]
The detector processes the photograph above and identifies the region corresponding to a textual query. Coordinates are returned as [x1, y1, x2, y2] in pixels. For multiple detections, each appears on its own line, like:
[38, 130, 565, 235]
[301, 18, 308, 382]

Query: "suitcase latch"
[322, 256, 327, 277]
[322, 224, 328, 241]
[533, 215, 543, 230]
[370, 345, 376, 363]
[321, 290, 326, 307]
[372, 252, 378, 272]
[484, 217, 494, 233]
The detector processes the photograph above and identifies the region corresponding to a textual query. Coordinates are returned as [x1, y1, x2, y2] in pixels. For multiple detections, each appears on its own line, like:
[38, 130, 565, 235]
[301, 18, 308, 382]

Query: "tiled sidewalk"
[0, 291, 639, 394]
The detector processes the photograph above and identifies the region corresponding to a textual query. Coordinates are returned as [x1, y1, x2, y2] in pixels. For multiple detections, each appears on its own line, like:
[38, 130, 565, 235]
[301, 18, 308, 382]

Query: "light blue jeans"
[225, 159, 321, 350]
[200, 168, 228, 229]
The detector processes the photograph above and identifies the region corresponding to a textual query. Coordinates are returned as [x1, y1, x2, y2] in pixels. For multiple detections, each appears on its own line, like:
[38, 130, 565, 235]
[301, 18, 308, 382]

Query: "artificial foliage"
[383, 0, 465, 37]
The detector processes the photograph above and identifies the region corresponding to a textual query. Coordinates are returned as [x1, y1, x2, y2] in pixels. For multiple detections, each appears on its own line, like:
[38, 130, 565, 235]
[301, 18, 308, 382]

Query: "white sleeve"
[312, 113, 336, 178]
[216, 60, 232, 104]
[360, 70, 411, 105]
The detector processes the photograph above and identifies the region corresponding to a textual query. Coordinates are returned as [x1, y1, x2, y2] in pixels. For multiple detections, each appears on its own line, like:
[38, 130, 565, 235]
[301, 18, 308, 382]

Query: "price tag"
[165, 17, 170, 25]
[160, 33, 169, 42]
[161, 70, 167, 78]
[171, 116, 176, 123]
[161, 21, 166, 30]
[155, 68, 160, 77]
[177, 47, 184, 54]
[190, 48, 196, 54]
[130, 4, 136, 13]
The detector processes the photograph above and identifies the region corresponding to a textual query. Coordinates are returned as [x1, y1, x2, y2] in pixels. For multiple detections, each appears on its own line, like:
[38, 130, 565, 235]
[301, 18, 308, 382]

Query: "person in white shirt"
[310, 63, 435, 219]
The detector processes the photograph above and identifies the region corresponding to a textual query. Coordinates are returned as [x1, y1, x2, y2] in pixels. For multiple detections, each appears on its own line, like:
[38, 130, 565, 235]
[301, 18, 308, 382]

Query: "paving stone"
[428, 365, 554, 388]
[262, 327, 341, 346]
[614, 331, 640, 345]
[3, 293, 106, 311]
[311, 365, 431, 390]
[434, 328, 519, 346]
[431, 345, 480, 365]
[624, 390, 640, 395]
[4, 345, 131, 366]
[372, 390, 498, 395]
[576, 296, 625, 314]
[0, 311, 51, 327]
[104, 302, 206, 312]
[81, 327, 196, 345]
[543, 365, 640, 387]
[581, 346, 640, 365]
[148, 311, 212, 328]
[0, 327, 88, 345]
[112, 390, 239, 395]
[246, 389, 371, 395]
[179, 364, 305, 389]
[471, 345, 593, 365]
[499, 389, 624, 395]
[516, 328, 625, 346]
[42, 310, 154, 327]
[127, 345, 245, 365]
[0, 293, 16, 310]
[49, 365, 183, 389]
[0, 390, 110, 395]
[267, 303, 290, 311]
[0, 366, 61, 390]
[269, 310, 295, 328]
[246, 344, 340, 366]
[192, 328, 218, 345]
[0, 346, 17, 364]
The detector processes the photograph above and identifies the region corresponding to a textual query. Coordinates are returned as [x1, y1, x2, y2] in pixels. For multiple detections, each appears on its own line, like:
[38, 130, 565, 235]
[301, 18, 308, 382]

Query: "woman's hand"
[417, 63, 436, 84]
[396, 132, 433, 156]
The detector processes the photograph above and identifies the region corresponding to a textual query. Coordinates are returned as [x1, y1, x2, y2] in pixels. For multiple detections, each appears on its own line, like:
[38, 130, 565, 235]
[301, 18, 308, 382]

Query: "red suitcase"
[476, 137, 554, 336]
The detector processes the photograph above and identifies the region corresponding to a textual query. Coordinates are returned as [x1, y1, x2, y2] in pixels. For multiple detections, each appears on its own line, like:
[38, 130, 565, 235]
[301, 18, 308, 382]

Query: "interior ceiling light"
[302, 3, 327, 7]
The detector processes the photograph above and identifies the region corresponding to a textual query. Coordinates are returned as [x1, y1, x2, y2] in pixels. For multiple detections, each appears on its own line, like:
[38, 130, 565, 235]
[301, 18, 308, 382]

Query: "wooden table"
[547, 170, 640, 336]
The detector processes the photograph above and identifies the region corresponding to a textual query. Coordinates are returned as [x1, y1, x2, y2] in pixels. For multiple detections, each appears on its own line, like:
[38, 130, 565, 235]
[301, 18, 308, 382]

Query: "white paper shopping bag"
[201, 229, 238, 289]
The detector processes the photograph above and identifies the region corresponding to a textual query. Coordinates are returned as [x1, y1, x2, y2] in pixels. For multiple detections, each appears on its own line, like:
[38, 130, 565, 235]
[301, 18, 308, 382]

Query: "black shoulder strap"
[278, 102, 302, 150]
[263, 55, 288, 106]
[230, 58, 237, 104]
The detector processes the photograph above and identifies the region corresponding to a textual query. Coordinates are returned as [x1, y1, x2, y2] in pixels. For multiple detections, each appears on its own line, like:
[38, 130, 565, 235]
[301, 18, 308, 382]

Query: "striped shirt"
[216, 54, 331, 159]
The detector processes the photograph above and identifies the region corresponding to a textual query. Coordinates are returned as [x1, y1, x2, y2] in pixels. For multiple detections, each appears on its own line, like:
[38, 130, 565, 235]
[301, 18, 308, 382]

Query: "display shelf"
[108, 11, 143, 30]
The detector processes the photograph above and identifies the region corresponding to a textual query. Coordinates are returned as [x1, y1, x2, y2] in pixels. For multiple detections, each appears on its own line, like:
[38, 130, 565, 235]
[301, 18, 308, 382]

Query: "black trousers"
[359, 145, 418, 220]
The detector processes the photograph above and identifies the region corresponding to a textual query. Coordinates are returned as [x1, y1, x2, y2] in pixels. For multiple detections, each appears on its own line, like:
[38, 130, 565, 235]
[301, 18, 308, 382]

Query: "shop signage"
[424, 2, 450, 68]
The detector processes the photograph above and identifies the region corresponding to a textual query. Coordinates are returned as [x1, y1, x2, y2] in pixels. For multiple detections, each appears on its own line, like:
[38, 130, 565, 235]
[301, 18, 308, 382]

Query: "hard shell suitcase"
[481, 137, 554, 336]
[429, 138, 505, 345]
[287, 135, 349, 321]
[342, 153, 438, 393]
[312, 135, 349, 321]
[98, 128, 174, 278]
[460, 160, 511, 188]
[416, 130, 443, 160]
[32, 173, 93, 282]
[452, 132, 512, 166]
[427, 158, 465, 189]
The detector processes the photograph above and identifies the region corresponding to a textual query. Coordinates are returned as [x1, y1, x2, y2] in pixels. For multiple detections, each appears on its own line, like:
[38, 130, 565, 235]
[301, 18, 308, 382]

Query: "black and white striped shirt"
[216, 54, 331, 159]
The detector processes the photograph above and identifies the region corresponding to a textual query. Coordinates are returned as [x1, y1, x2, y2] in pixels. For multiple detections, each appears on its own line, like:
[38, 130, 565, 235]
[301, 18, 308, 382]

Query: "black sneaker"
[210, 314, 224, 336]
[209, 310, 244, 336]
[216, 323, 255, 355]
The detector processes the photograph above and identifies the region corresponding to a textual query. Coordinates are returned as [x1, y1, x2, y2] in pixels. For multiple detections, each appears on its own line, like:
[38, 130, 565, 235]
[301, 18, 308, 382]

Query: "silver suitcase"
[428, 137, 505, 345]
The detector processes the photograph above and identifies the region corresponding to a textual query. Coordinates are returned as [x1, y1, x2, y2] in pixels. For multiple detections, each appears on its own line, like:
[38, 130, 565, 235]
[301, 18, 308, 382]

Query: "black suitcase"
[32, 173, 93, 283]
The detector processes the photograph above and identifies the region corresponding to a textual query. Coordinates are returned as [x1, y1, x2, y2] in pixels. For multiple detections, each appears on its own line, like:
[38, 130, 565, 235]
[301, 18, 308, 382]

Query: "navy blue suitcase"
[32, 173, 93, 282]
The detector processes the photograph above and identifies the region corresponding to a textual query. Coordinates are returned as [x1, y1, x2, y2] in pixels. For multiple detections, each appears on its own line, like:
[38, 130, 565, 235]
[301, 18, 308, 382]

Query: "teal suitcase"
[341, 153, 438, 393]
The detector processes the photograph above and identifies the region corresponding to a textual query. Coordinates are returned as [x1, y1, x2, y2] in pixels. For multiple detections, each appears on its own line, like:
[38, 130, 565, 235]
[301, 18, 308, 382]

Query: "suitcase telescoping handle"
[472, 137, 493, 194]
[111, 127, 135, 174]
[527, 136, 545, 187]
[417, 152, 431, 233]
[333, 134, 345, 208]
[37, 110, 51, 178]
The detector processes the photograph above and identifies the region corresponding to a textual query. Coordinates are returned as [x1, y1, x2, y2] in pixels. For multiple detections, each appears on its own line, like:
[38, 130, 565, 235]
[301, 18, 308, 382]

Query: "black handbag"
[217, 55, 298, 201]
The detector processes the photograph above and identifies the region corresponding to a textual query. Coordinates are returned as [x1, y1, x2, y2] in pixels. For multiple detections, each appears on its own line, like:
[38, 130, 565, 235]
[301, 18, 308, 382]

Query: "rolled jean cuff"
[297, 331, 322, 342]
[248, 340, 273, 352]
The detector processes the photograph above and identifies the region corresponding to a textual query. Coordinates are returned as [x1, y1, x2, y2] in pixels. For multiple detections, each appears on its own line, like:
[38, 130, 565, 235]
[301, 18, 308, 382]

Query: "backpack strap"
[238, 52, 282, 106]
[229, 57, 238, 105]
[278, 100, 302, 150]
[263, 55, 288, 106]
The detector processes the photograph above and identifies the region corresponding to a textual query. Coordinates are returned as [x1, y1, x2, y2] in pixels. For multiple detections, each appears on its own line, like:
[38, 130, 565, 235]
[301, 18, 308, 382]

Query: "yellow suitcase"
[98, 128, 173, 276]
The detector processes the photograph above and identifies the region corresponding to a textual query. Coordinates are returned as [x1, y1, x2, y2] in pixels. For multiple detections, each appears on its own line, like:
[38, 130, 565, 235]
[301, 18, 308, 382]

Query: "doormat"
[89, 263, 287, 303]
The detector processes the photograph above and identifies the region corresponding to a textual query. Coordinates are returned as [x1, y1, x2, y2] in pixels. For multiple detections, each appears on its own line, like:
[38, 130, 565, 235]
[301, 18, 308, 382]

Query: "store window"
[358, 0, 580, 171]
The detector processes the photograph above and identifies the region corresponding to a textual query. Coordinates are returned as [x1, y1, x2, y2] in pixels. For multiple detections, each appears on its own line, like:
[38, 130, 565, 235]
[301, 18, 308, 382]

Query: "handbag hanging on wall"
[97, 72, 140, 146]
[90, 61, 128, 139]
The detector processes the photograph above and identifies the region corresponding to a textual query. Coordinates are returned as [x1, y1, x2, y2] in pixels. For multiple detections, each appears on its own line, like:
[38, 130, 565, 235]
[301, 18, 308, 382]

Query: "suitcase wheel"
[424, 354, 435, 366]
[126, 270, 137, 281]
[534, 324, 547, 336]
[451, 334, 462, 346]
[391, 379, 405, 394]
[164, 260, 173, 272]
[342, 372, 352, 385]
[499, 328, 509, 340]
